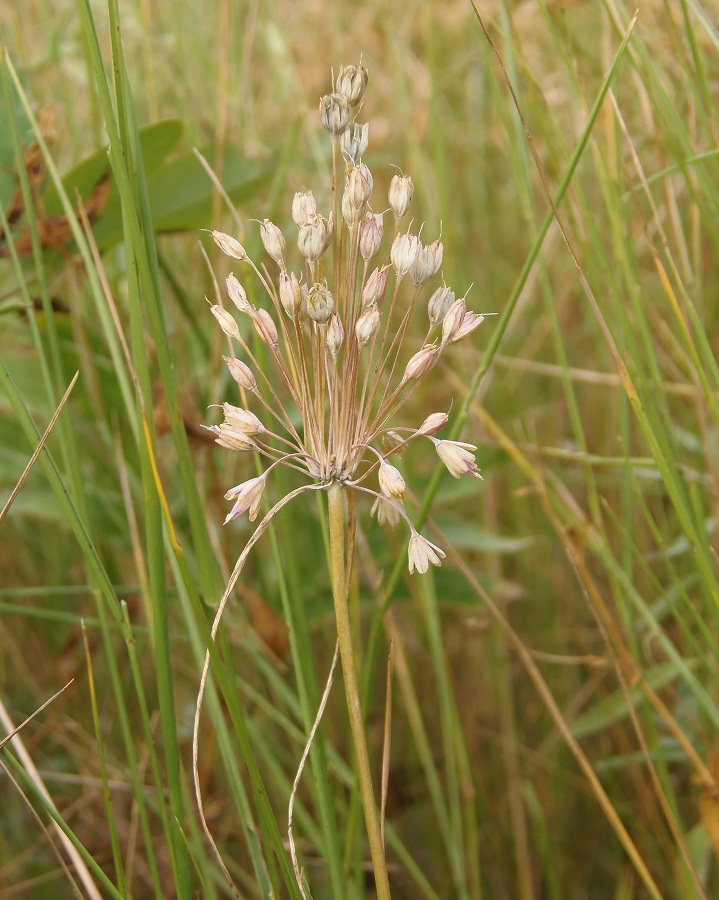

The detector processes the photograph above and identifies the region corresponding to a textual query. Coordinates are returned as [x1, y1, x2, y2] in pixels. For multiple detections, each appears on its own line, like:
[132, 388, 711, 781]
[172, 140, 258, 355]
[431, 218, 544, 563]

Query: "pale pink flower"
[408, 533, 446, 575]
[224, 476, 266, 523]
[434, 439, 482, 479]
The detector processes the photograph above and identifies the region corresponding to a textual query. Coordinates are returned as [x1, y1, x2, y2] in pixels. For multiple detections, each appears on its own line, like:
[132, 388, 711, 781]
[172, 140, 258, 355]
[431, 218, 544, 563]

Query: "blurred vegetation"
[2, 0, 719, 897]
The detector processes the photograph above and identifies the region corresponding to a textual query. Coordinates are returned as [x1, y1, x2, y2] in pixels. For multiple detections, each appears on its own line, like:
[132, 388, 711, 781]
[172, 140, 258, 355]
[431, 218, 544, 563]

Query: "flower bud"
[388, 173, 413, 220]
[379, 459, 406, 500]
[418, 412, 449, 435]
[355, 306, 381, 347]
[336, 62, 368, 107]
[224, 356, 257, 391]
[223, 403, 265, 434]
[319, 93, 349, 136]
[279, 271, 302, 319]
[307, 284, 335, 324]
[359, 212, 384, 261]
[292, 190, 317, 227]
[441, 298, 466, 343]
[400, 344, 440, 384]
[298, 215, 328, 262]
[427, 286, 455, 327]
[253, 308, 278, 347]
[390, 231, 422, 277]
[212, 230, 247, 260]
[327, 312, 344, 358]
[361, 266, 389, 309]
[211, 304, 240, 338]
[226, 273, 251, 313]
[340, 122, 369, 164]
[450, 311, 485, 343]
[259, 219, 286, 268]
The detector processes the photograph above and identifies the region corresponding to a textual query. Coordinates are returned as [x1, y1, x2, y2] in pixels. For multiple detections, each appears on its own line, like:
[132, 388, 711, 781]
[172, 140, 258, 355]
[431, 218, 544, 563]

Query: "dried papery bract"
[197, 62, 487, 900]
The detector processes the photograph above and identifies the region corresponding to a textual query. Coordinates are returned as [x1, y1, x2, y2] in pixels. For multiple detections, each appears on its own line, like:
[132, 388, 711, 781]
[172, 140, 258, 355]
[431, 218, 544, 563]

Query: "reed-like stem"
[327, 482, 391, 900]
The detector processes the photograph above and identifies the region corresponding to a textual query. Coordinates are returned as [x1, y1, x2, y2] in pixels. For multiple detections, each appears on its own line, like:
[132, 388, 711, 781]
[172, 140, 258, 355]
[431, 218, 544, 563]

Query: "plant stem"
[327, 482, 391, 900]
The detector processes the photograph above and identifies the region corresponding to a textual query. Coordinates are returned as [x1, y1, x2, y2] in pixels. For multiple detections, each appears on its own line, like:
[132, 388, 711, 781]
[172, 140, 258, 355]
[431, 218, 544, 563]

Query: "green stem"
[327, 483, 391, 900]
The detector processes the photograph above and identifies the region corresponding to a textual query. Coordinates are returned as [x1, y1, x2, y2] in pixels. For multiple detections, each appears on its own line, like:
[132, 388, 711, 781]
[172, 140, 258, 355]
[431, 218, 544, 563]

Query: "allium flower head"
[208, 65, 486, 573]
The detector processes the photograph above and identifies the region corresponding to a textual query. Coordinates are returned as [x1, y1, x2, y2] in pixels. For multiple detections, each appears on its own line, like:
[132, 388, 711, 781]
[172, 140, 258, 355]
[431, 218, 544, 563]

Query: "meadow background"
[2, 0, 719, 897]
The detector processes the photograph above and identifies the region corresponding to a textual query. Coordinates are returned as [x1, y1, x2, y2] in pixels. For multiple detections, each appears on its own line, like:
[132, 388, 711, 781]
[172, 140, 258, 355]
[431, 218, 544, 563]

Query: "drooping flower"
[408, 533, 446, 575]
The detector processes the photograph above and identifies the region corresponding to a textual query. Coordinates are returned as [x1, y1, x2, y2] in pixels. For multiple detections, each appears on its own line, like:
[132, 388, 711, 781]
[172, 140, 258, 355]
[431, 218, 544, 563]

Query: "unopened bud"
[253, 308, 278, 347]
[427, 239, 443, 275]
[355, 306, 381, 347]
[361, 266, 389, 309]
[359, 212, 384, 261]
[298, 215, 328, 262]
[212, 230, 247, 260]
[379, 459, 406, 501]
[224, 356, 257, 391]
[211, 304, 240, 338]
[390, 231, 422, 277]
[327, 312, 345, 358]
[340, 122, 369, 164]
[400, 344, 440, 384]
[427, 286, 455, 327]
[259, 219, 286, 268]
[279, 271, 302, 319]
[319, 93, 349, 136]
[226, 273, 251, 313]
[307, 284, 335, 324]
[388, 173, 413, 220]
[292, 190, 317, 228]
[418, 412, 449, 435]
[441, 298, 466, 344]
[336, 62, 368, 107]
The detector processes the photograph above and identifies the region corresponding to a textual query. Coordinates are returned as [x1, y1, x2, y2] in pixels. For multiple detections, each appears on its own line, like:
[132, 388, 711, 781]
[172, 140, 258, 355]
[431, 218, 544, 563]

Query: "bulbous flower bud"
[355, 305, 381, 347]
[409, 243, 435, 285]
[400, 344, 440, 384]
[307, 284, 335, 324]
[223, 403, 265, 434]
[253, 308, 278, 347]
[388, 173, 413, 220]
[343, 165, 373, 223]
[224, 356, 257, 391]
[359, 212, 384, 261]
[418, 412, 449, 435]
[390, 231, 422, 277]
[450, 311, 485, 343]
[298, 215, 329, 262]
[361, 266, 389, 308]
[279, 271, 302, 319]
[327, 312, 344, 358]
[259, 219, 286, 268]
[212, 230, 247, 260]
[211, 304, 240, 338]
[336, 62, 368, 107]
[408, 532, 445, 575]
[379, 459, 406, 500]
[441, 298, 467, 344]
[319, 93, 349, 136]
[292, 190, 317, 228]
[340, 122, 369, 164]
[226, 273, 251, 313]
[427, 286, 455, 327]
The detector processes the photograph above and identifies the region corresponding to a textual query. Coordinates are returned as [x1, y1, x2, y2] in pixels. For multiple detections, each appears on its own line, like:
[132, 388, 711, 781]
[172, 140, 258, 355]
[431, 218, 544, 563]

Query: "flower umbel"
[208, 64, 485, 573]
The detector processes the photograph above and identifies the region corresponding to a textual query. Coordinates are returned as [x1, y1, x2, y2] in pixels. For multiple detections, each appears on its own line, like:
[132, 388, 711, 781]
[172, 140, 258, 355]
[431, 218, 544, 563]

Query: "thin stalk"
[327, 483, 391, 900]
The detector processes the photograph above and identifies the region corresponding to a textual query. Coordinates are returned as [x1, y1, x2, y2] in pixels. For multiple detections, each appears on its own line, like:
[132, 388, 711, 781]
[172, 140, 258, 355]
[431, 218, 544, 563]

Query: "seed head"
[292, 190, 317, 228]
[259, 219, 286, 269]
[388, 174, 413, 220]
[307, 284, 335, 324]
[336, 62, 368, 107]
[319, 93, 349, 136]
